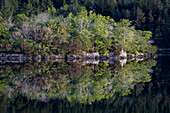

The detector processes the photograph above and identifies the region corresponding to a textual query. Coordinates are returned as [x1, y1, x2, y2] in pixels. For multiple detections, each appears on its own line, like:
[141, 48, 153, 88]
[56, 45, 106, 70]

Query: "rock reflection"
[0, 59, 156, 104]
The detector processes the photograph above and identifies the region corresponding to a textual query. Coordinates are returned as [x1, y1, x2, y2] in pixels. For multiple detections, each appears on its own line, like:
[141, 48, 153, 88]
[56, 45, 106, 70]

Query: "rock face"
[83, 60, 99, 65]
[0, 54, 30, 63]
[137, 52, 144, 56]
[0, 51, 152, 64]
[119, 49, 127, 57]
[119, 59, 127, 67]
[108, 52, 115, 57]
[34, 55, 41, 61]
[83, 52, 99, 58]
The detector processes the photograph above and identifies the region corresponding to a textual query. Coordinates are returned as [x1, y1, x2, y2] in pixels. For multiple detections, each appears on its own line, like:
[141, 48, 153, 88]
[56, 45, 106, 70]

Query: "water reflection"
[0, 59, 156, 102]
[0, 58, 168, 113]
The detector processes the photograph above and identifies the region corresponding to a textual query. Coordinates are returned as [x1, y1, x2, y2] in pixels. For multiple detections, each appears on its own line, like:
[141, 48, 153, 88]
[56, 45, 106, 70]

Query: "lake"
[0, 55, 169, 113]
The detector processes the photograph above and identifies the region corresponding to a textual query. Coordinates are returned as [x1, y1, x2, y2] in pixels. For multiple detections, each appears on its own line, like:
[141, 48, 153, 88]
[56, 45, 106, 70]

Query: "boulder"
[119, 59, 127, 67]
[83, 52, 99, 58]
[119, 49, 127, 57]
[34, 55, 41, 61]
[108, 52, 115, 57]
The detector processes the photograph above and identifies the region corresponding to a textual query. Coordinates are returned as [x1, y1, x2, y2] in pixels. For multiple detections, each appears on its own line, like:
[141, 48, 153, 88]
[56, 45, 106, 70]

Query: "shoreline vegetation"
[0, 53, 155, 64]
[0, 7, 157, 59]
[0, 0, 169, 48]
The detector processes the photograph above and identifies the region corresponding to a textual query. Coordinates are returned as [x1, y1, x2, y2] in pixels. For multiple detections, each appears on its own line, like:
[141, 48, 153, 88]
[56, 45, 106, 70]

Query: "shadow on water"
[0, 56, 169, 113]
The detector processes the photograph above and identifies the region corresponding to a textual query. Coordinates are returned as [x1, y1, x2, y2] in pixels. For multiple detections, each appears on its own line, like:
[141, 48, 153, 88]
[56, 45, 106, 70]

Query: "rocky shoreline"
[0, 53, 154, 64]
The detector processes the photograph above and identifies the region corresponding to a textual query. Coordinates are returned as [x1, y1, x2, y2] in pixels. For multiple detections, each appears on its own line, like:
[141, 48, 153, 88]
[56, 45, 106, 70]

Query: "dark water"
[0, 56, 169, 113]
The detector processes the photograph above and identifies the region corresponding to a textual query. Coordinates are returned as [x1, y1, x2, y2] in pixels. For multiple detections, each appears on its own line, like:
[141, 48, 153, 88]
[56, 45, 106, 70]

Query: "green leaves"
[114, 19, 156, 55]
[15, 14, 27, 22]
[0, 12, 3, 22]
[1, 7, 156, 56]
[0, 23, 9, 39]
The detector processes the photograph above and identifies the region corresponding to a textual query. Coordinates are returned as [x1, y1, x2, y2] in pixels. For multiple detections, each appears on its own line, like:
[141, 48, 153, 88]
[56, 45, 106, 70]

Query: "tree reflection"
[0, 59, 156, 104]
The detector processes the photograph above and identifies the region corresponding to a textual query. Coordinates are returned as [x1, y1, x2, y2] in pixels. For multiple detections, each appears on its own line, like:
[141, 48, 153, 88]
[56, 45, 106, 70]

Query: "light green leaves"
[114, 19, 156, 55]
[0, 23, 9, 39]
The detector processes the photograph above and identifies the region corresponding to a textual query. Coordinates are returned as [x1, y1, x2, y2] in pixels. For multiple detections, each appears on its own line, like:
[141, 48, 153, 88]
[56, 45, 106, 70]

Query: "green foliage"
[48, 7, 57, 16]
[15, 14, 27, 22]
[0, 12, 3, 22]
[1, 7, 156, 56]
[0, 0, 168, 47]
[0, 23, 9, 39]
[114, 19, 156, 55]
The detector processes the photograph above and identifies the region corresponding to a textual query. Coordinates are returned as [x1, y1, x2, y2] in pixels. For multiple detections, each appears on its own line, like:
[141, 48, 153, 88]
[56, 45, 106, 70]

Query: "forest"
[0, 0, 166, 57]
[0, 1, 169, 112]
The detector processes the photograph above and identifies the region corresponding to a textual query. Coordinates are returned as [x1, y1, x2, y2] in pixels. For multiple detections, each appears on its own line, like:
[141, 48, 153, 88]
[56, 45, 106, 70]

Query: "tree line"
[0, 0, 169, 48]
[0, 6, 156, 56]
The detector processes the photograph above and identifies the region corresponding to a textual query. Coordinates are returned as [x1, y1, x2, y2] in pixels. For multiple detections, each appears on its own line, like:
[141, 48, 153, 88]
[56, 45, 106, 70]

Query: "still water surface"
[0, 55, 169, 113]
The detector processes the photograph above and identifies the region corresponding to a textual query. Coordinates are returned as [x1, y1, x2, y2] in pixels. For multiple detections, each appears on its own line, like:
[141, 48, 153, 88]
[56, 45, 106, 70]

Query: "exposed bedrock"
[0, 52, 154, 63]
